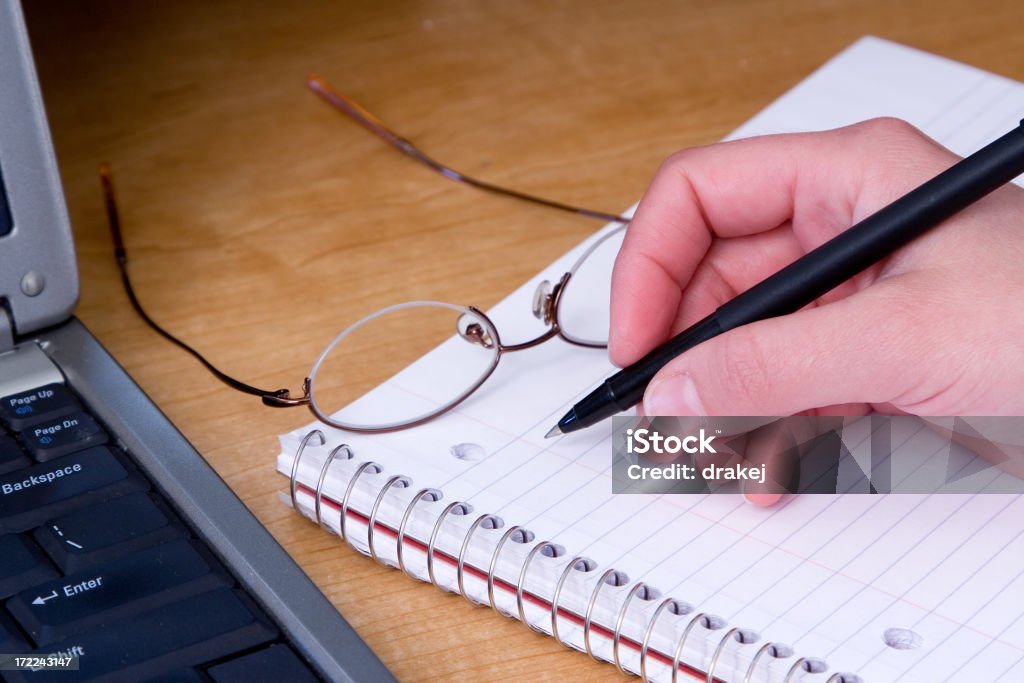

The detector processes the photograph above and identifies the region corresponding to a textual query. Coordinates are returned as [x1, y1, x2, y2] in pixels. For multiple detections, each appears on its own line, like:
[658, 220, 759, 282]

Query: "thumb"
[643, 290, 918, 416]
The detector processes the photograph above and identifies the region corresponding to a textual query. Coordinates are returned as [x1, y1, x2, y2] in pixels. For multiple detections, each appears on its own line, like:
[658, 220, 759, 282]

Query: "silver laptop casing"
[0, 0, 77, 338]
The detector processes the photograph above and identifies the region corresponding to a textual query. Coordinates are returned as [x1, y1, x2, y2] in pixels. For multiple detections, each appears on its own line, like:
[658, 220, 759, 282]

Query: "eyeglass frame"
[307, 221, 627, 433]
[99, 79, 632, 432]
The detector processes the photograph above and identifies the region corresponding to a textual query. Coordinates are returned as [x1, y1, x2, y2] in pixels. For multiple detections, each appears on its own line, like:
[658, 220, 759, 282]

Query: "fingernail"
[743, 492, 784, 507]
[644, 374, 706, 416]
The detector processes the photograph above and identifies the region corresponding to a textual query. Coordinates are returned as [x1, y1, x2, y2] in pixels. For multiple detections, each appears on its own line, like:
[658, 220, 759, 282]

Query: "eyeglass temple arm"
[306, 75, 632, 225]
[98, 163, 310, 408]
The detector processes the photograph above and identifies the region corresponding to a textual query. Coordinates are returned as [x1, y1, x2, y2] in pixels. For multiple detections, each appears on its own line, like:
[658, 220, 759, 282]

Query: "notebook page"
[279, 36, 1024, 682]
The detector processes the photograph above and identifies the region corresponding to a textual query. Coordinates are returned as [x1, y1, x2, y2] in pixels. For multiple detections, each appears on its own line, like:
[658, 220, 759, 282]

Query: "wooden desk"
[21, 1, 1024, 680]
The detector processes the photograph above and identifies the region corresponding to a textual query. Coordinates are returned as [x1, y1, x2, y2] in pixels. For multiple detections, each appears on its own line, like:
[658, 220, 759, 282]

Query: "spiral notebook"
[276, 37, 1024, 683]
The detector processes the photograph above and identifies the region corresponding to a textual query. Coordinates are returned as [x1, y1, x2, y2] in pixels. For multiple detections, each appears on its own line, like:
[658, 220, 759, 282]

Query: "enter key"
[7, 537, 229, 645]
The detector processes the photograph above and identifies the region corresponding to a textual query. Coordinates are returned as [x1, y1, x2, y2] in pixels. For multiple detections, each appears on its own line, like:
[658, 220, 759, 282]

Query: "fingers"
[689, 416, 839, 507]
[609, 118, 954, 367]
[642, 283, 920, 417]
[739, 413, 862, 506]
[738, 420, 806, 506]
[610, 129, 861, 366]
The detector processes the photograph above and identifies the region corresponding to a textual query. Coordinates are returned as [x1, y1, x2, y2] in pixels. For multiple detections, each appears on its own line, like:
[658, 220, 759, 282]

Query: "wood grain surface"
[20, 1, 1024, 680]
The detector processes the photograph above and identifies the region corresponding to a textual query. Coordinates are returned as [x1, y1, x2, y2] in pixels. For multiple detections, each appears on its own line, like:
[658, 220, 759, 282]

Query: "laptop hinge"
[0, 305, 13, 352]
[0, 341, 65, 398]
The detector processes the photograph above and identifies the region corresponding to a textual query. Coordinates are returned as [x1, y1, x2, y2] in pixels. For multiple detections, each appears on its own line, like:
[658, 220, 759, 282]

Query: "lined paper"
[279, 37, 1024, 682]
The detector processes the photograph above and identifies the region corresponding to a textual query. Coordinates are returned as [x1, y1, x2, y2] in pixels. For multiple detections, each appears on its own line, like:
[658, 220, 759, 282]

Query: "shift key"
[3, 589, 276, 683]
[7, 537, 230, 645]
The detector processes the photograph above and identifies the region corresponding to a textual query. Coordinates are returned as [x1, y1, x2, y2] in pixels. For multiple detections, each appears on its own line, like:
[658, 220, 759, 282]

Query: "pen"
[547, 119, 1024, 437]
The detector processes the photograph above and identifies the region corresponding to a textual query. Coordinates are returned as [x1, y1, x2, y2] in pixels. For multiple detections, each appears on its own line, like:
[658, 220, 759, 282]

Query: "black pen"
[547, 119, 1024, 437]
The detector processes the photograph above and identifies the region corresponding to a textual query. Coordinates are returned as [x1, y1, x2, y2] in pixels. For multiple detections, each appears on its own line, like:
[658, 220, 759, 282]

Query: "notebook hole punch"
[882, 627, 923, 650]
[784, 657, 830, 681]
[826, 674, 864, 683]
[701, 614, 727, 630]
[742, 642, 796, 683]
[449, 442, 485, 461]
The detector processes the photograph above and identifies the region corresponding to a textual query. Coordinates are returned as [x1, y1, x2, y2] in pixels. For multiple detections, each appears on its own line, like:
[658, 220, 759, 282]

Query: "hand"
[610, 118, 1024, 421]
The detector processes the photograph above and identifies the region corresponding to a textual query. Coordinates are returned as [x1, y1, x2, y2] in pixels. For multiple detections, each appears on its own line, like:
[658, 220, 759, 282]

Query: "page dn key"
[20, 412, 108, 462]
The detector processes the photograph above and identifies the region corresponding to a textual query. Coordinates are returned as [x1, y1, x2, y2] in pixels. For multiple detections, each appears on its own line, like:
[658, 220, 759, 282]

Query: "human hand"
[610, 118, 1024, 421]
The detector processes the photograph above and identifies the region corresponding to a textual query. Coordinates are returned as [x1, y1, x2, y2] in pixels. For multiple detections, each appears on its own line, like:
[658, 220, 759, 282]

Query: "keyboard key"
[0, 533, 59, 598]
[8, 538, 230, 645]
[20, 412, 108, 462]
[206, 644, 318, 682]
[0, 610, 29, 655]
[34, 492, 181, 573]
[0, 433, 30, 475]
[0, 447, 144, 534]
[148, 670, 208, 682]
[0, 384, 82, 432]
[3, 589, 277, 683]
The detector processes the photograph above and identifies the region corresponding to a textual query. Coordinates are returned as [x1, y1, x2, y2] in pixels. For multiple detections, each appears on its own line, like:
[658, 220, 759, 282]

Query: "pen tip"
[544, 425, 563, 439]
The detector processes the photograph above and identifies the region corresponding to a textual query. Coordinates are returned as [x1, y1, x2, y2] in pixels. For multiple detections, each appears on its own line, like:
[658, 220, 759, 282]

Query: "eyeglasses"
[101, 78, 629, 432]
[307, 221, 625, 432]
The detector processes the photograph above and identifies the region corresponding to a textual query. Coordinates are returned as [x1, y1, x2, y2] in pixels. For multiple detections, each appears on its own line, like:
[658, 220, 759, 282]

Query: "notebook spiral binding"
[459, 513, 500, 603]
[290, 429, 860, 683]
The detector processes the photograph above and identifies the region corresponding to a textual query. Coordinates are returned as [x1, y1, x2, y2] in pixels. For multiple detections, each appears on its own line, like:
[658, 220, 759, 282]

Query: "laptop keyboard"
[0, 383, 320, 682]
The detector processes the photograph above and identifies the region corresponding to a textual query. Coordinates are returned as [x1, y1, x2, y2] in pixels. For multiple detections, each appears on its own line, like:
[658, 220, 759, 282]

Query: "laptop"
[0, 2, 395, 680]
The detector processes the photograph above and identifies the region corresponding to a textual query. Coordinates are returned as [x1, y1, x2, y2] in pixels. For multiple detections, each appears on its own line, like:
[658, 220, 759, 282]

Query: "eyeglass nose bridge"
[455, 273, 572, 356]
[484, 272, 571, 353]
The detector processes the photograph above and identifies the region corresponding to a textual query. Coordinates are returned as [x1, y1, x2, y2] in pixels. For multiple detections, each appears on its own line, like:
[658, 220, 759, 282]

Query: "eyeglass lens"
[309, 224, 628, 431]
[309, 302, 500, 431]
